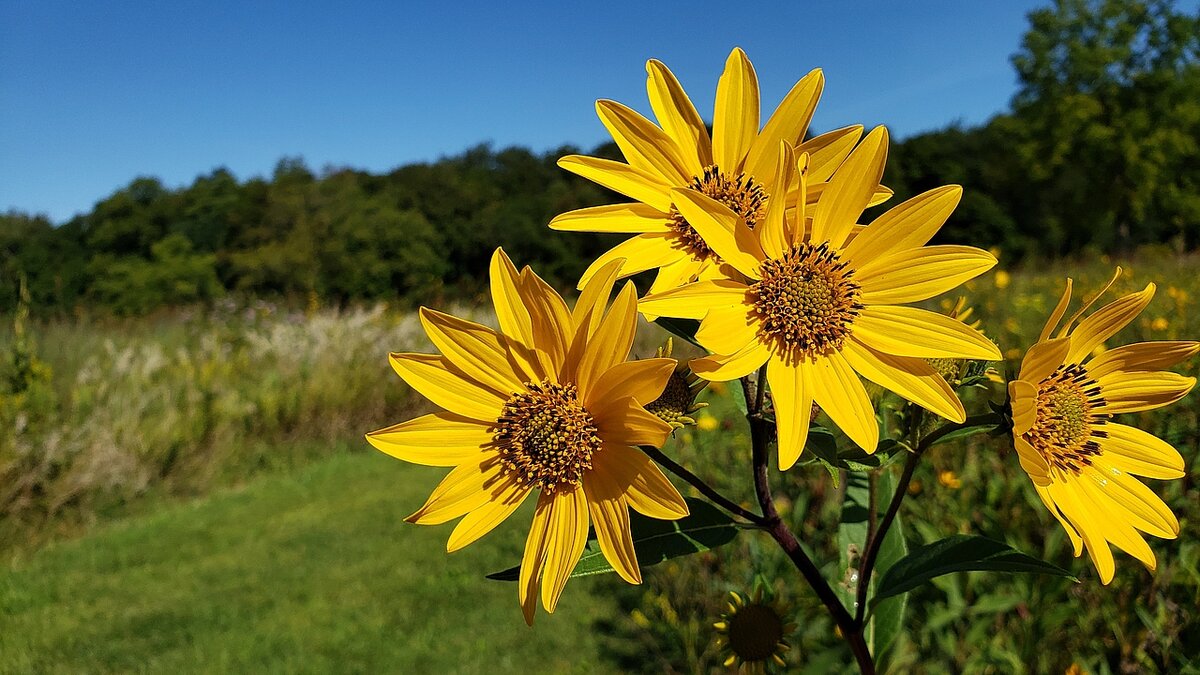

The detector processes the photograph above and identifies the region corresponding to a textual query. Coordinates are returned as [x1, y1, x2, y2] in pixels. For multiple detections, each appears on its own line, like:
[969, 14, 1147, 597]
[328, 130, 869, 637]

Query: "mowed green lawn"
[0, 448, 618, 674]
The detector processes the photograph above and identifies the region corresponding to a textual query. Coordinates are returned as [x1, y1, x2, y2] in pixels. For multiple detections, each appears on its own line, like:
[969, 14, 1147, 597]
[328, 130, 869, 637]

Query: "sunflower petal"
[406, 454, 509, 525]
[842, 338, 966, 422]
[798, 125, 864, 183]
[594, 396, 674, 449]
[1035, 484, 1083, 554]
[690, 340, 772, 381]
[595, 444, 689, 520]
[577, 282, 638, 396]
[696, 304, 759, 355]
[389, 353, 506, 421]
[447, 484, 531, 552]
[712, 47, 759, 173]
[1019, 337, 1070, 383]
[1085, 341, 1200, 379]
[1083, 463, 1179, 538]
[1049, 481, 1116, 583]
[491, 248, 536, 352]
[854, 306, 1002, 360]
[1038, 279, 1074, 343]
[639, 279, 749, 320]
[810, 126, 887, 249]
[578, 233, 683, 289]
[767, 356, 813, 470]
[670, 188, 766, 278]
[856, 246, 997, 305]
[1009, 380, 1039, 435]
[597, 99, 690, 184]
[584, 472, 642, 584]
[646, 58, 711, 172]
[520, 267, 573, 376]
[366, 412, 493, 466]
[557, 155, 674, 212]
[549, 202, 670, 233]
[541, 486, 591, 613]
[1065, 283, 1155, 363]
[744, 68, 823, 183]
[842, 185, 962, 268]
[1098, 423, 1185, 480]
[1095, 371, 1196, 414]
[520, 492, 554, 625]
[758, 142, 795, 259]
[809, 351, 879, 452]
[420, 307, 529, 394]
[1014, 435, 1051, 485]
[585, 358, 675, 411]
[572, 259, 624, 339]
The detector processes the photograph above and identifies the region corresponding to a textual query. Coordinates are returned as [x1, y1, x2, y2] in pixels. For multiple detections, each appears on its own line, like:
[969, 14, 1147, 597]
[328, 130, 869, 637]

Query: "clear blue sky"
[1, 0, 1048, 223]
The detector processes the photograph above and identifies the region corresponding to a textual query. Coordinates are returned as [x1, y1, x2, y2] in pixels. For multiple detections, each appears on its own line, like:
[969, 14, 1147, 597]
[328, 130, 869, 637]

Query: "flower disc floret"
[669, 165, 768, 260]
[1027, 364, 1107, 474]
[495, 381, 602, 493]
[751, 242, 862, 360]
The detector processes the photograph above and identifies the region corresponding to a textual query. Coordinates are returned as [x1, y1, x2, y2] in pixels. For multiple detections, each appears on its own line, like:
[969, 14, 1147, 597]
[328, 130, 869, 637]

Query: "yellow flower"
[1151, 316, 1169, 331]
[994, 269, 1011, 289]
[367, 249, 689, 623]
[938, 470, 963, 489]
[549, 47, 889, 294]
[696, 415, 720, 432]
[639, 128, 1001, 468]
[713, 590, 794, 673]
[1008, 269, 1198, 583]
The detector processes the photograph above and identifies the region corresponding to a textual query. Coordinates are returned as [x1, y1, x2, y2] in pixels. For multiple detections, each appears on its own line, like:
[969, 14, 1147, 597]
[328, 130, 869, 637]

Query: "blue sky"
[1, 1, 1047, 223]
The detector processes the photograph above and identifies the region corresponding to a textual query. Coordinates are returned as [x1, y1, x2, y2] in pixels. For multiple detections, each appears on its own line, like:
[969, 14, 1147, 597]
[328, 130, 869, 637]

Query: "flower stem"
[640, 444, 765, 526]
[853, 411, 1006, 625]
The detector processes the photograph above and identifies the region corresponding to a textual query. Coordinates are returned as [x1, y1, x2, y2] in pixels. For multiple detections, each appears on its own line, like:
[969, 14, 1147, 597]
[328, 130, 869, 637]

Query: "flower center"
[1026, 364, 1109, 474]
[727, 603, 786, 663]
[494, 381, 602, 493]
[646, 369, 699, 426]
[668, 164, 768, 261]
[750, 242, 862, 361]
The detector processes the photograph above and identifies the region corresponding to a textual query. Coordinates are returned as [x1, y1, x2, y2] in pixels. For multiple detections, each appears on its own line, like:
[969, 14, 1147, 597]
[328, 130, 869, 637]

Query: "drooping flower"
[1008, 270, 1197, 582]
[639, 128, 1002, 468]
[713, 590, 795, 673]
[549, 48, 889, 294]
[367, 249, 689, 623]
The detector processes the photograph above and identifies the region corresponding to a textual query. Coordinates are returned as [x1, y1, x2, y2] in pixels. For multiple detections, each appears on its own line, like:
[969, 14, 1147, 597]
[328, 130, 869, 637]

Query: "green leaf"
[869, 472, 906, 661]
[872, 535, 1077, 603]
[486, 498, 741, 582]
[925, 425, 992, 449]
[653, 317, 703, 349]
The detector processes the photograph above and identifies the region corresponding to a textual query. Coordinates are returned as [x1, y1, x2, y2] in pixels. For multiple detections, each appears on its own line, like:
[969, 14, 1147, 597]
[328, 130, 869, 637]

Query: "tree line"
[1, 0, 1196, 315]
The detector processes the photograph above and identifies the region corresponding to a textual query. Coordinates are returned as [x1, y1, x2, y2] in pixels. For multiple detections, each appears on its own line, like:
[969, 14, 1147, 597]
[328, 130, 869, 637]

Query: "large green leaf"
[872, 534, 1077, 603]
[869, 471, 906, 661]
[486, 498, 741, 582]
[653, 317, 703, 349]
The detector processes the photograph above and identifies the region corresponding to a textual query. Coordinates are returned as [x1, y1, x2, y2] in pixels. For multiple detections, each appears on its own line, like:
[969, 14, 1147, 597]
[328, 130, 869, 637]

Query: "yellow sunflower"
[366, 248, 689, 624]
[1008, 270, 1197, 583]
[549, 47, 890, 294]
[713, 590, 795, 673]
[639, 127, 1002, 468]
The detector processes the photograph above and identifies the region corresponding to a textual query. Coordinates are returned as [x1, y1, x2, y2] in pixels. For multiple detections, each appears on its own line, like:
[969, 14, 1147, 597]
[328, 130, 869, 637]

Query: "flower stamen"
[668, 164, 768, 261]
[1026, 364, 1108, 474]
[494, 381, 602, 493]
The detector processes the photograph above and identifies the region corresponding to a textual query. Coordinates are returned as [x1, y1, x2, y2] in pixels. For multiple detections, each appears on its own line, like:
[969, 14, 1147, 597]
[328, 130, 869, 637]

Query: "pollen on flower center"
[1026, 364, 1109, 474]
[494, 381, 602, 493]
[750, 242, 863, 361]
[668, 164, 768, 261]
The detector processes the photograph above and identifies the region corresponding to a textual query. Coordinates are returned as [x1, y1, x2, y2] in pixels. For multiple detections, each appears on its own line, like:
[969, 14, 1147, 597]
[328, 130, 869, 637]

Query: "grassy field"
[0, 442, 616, 674]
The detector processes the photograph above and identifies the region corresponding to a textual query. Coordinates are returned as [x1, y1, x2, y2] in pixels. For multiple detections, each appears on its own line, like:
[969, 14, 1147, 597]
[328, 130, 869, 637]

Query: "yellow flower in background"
[367, 248, 688, 624]
[713, 590, 794, 673]
[1151, 316, 1169, 331]
[640, 128, 1001, 468]
[549, 47, 890, 294]
[1008, 270, 1198, 583]
[994, 269, 1011, 289]
[938, 470, 963, 489]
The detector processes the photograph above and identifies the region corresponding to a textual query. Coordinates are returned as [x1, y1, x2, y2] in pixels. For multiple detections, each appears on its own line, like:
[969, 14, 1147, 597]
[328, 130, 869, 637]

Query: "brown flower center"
[646, 369, 698, 426]
[1025, 364, 1109, 474]
[727, 603, 786, 663]
[668, 164, 768, 261]
[750, 242, 862, 361]
[494, 381, 602, 493]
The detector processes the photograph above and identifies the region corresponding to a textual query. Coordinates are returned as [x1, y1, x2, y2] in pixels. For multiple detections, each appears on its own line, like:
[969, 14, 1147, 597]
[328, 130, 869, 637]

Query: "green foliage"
[90, 234, 224, 314]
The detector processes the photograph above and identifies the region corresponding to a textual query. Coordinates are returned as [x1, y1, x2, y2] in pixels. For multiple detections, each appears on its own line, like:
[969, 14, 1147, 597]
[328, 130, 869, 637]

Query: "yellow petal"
[520, 492, 554, 625]
[1074, 484, 1158, 570]
[596, 99, 690, 184]
[549, 202, 670, 233]
[842, 338, 966, 423]
[1035, 483, 1083, 554]
[690, 339, 771, 381]
[1051, 482, 1116, 583]
[578, 233, 684, 289]
[1095, 371, 1195, 414]
[1014, 435, 1051, 484]
[1083, 462, 1179, 538]
[646, 257, 698, 298]
[810, 126, 888, 250]
[447, 483, 531, 552]
[1086, 341, 1200, 379]
[842, 185, 962, 268]
[584, 358, 675, 411]
[557, 155, 674, 212]
[797, 125, 863, 183]
[695, 304, 759, 355]
[420, 307, 529, 395]
[406, 454, 509, 525]
[712, 47, 759, 173]
[639, 279, 749, 320]
[595, 444, 689, 520]
[670, 188, 766, 278]
[490, 248, 536, 352]
[853, 306, 1002, 360]
[594, 396, 674, 448]
[366, 412, 493, 466]
[1098, 423, 1186, 480]
[856, 246, 997, 305]
[541, 486, 591, 613]
[809, 351, 878, 452]
[584, 471, 642, 584]
[1018, 337, 1070, 383]
[767, 356, 813, 470]
[757, 142, 795, 259]
[576, 282, 638, 397]
[1058, 267, 1122, 338]
[1038, 278, 1074, 342]
[572, 259, 624, 340]
[646, 58, 711, 173]
[389, 352, 506, 421]
[520, 267, 573, 377]
[1065, 284, 1155, 363]
[1008, 380, 1039, 435]
[744, 68, 823, 183]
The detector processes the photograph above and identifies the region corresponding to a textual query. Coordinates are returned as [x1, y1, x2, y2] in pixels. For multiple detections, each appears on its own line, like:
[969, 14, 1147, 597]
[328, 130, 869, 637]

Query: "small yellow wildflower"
[994, 269, 1011, 289]
[938, 470, 963, 489]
